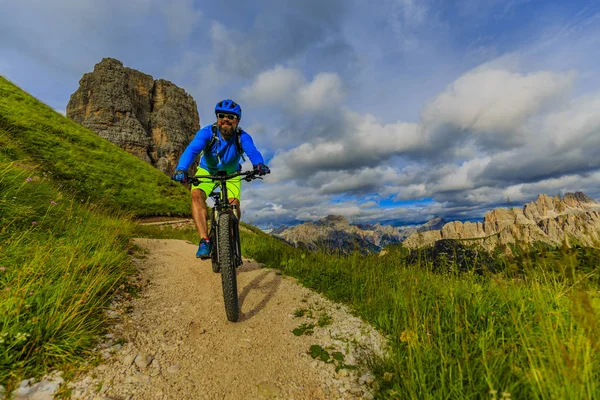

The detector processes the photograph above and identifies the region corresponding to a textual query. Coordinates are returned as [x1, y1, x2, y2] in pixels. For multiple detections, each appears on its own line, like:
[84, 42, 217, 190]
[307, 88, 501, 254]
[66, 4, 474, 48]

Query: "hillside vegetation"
[0, 76, 190, 217]
[0, 138, 136, 389]
[0, 77, 189, 391]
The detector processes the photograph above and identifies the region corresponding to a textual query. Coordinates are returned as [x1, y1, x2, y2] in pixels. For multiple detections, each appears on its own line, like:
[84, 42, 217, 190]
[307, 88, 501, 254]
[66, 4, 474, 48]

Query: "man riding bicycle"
[171, 99, 270, 259]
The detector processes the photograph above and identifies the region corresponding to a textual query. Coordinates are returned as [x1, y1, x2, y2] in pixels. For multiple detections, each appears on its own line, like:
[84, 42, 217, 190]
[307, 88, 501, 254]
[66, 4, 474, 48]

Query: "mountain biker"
[171, 99, 270, 259]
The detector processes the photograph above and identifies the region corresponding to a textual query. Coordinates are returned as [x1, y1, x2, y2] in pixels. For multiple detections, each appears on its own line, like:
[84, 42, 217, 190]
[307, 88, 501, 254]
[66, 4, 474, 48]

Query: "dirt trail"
[68, 238, 387, 400]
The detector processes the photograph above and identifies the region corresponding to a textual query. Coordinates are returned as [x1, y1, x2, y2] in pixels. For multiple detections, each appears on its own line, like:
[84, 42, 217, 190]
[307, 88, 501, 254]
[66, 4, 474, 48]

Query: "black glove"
[253, 163, 270, 176]
[171, 170, 188, 183]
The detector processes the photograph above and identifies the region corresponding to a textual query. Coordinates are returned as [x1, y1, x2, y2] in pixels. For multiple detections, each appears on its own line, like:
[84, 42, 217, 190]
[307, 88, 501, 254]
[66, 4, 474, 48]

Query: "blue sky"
[2, 0, 600, 228]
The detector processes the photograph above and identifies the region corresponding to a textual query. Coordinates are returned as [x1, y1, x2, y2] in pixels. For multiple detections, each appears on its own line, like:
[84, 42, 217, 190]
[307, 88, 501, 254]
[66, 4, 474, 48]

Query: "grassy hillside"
[0, 76, 190, 217]
[136, 223, 600, 399]
[0, 144, 136, 390]
[0, 77, 192, 391]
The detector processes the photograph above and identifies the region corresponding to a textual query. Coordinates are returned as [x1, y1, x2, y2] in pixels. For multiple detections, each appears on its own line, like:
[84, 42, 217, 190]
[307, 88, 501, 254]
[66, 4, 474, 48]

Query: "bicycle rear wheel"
[218, 212, 239, 322]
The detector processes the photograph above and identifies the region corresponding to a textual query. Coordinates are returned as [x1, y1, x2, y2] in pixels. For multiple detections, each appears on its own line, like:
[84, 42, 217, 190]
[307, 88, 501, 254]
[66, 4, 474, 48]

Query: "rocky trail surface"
[61, 238, 387, 400]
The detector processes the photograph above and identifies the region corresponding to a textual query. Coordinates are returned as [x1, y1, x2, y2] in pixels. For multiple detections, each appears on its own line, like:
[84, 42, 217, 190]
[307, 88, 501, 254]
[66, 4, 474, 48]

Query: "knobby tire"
[218, 212, 239, 322]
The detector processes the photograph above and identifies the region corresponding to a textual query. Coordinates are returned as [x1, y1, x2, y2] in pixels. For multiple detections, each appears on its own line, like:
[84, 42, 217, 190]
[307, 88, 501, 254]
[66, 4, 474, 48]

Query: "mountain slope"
[274, 215, 445, 253]
[0, 76, 190, 217]
[404, 192, 600, 250]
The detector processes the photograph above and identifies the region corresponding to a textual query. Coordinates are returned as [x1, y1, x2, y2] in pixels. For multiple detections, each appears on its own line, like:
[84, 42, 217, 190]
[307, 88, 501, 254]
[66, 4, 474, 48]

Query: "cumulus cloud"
[421, 66, 577, 151]
[473, 91, 600, 186]
[240, 67, 304, 105]
[297, 73, 344, 112]
[269, 110, 421, 182]
[267, 63, 581, 192]
[240, 66, 344, 114]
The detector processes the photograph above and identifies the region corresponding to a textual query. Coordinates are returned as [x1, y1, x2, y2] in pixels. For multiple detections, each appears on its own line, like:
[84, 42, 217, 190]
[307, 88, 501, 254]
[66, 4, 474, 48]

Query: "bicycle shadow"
[237, 266, 282, 322]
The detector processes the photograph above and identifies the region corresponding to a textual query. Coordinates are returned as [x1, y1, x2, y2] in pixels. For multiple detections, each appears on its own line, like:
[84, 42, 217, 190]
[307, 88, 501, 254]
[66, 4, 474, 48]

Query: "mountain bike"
[188, 170, 262, 322]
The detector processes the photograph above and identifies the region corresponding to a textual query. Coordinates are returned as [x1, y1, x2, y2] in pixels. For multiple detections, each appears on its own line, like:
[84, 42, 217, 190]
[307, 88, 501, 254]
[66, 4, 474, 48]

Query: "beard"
[220, 123, 235, 139]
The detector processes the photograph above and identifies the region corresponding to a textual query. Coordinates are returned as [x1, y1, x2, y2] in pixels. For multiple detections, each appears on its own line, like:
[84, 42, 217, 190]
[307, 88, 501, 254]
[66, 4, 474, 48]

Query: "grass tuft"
[0, 159, 136, 390]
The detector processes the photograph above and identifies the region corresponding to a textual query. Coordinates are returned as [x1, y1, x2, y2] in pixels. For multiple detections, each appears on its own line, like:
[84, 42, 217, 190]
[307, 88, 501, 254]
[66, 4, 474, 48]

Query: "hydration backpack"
[205, 123, 246, 162]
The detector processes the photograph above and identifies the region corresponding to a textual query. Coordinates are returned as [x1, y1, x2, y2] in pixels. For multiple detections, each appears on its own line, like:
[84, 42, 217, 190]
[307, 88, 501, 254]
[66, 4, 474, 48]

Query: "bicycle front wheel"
[218, 212, 239, 322]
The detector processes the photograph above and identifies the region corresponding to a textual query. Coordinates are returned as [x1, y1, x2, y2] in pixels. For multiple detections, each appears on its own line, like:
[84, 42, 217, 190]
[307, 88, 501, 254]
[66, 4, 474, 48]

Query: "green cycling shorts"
[191, 167, 242, 200]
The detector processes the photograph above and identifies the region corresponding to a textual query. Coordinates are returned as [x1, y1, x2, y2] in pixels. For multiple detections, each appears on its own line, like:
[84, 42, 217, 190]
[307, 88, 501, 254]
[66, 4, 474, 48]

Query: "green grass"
[0, 158, 136, 391]
[244, 232, 600, 399]
[0, 76, 191, 217]
[0, 78, 192, 392]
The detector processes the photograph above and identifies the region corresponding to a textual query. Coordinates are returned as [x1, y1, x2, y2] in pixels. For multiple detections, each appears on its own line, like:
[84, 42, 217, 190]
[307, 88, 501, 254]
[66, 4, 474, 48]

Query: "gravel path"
[66, 238, 388, 400]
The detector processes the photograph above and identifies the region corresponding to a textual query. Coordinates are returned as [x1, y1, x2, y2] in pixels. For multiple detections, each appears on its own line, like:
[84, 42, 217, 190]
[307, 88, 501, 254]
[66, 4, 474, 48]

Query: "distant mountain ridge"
[404, 192, 600, 251]
[273, 215, 446, 254]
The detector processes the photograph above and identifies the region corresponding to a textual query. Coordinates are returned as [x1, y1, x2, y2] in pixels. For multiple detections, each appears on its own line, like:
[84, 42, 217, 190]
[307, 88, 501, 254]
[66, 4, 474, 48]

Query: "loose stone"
[166, 364, 181, 374]
[134, 354, 153, 370]
[123, 354, 135, 367]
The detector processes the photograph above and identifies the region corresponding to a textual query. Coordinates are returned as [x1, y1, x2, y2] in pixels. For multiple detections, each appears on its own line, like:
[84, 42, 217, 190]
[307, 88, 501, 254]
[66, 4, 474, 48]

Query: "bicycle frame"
[208, 173, 242, 268]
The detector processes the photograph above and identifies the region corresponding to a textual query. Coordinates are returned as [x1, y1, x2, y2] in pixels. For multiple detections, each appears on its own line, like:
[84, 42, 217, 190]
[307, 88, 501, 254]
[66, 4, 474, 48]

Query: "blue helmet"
[215, 99, 242, 120]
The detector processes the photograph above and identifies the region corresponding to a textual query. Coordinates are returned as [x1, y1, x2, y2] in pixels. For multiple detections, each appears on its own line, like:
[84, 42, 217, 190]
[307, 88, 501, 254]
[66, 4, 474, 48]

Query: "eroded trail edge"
[69, 238, 388, 400]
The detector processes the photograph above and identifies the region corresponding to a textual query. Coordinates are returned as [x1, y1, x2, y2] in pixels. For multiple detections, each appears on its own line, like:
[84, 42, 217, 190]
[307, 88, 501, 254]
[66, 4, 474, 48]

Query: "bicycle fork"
[230, 206, 243, 268]
[210, 208, 243, 268]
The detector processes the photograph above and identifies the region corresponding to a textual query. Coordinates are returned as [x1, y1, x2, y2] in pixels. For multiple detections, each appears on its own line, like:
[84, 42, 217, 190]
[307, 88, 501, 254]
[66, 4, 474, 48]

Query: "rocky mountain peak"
[404, 191, 600, 251]
[418, 216, 446, 232]
[66, 58, 200, 175]
[317, 215, 349, 227]
[563, 191, 595, 206]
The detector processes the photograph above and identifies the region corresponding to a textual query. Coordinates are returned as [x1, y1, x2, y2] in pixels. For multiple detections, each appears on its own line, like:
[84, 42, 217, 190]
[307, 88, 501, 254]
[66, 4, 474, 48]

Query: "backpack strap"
[209, 124, 219, 151]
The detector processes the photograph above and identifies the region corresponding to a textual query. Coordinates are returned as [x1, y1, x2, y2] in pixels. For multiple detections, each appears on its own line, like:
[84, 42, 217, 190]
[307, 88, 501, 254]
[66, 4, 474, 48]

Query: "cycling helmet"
[215, 99, 242, 120]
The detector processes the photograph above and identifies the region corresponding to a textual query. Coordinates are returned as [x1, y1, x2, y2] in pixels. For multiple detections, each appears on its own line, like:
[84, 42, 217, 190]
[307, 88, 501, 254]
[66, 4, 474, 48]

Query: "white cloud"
[268, 109, 421, 182]
[422, 65, 577, 150]
[241, 67, 344, 114]
[240, 66, 304, 105]
[433, 157, 490, 193]
[543, 93, 600, 150]
[296, 73, 344, 112]
[315, 167, 398, 195]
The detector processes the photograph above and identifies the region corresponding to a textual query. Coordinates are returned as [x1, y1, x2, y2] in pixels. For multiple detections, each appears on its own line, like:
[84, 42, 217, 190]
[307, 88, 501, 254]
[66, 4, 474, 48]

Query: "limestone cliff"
[404, 192, 600, 250]
[66, 58, 200, 175]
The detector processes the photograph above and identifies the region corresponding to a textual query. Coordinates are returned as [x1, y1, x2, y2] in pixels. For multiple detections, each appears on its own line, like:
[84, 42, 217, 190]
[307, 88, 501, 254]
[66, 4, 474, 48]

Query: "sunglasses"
[217, 113, 238, 121]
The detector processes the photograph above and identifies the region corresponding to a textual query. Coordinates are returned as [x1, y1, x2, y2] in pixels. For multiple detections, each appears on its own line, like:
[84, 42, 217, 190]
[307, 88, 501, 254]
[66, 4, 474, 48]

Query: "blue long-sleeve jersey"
[175, 125, 265, 174]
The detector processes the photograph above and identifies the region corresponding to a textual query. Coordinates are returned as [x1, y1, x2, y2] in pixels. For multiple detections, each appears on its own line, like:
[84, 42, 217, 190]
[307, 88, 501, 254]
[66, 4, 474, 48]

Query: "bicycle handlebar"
[188, 170, 264, 185]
